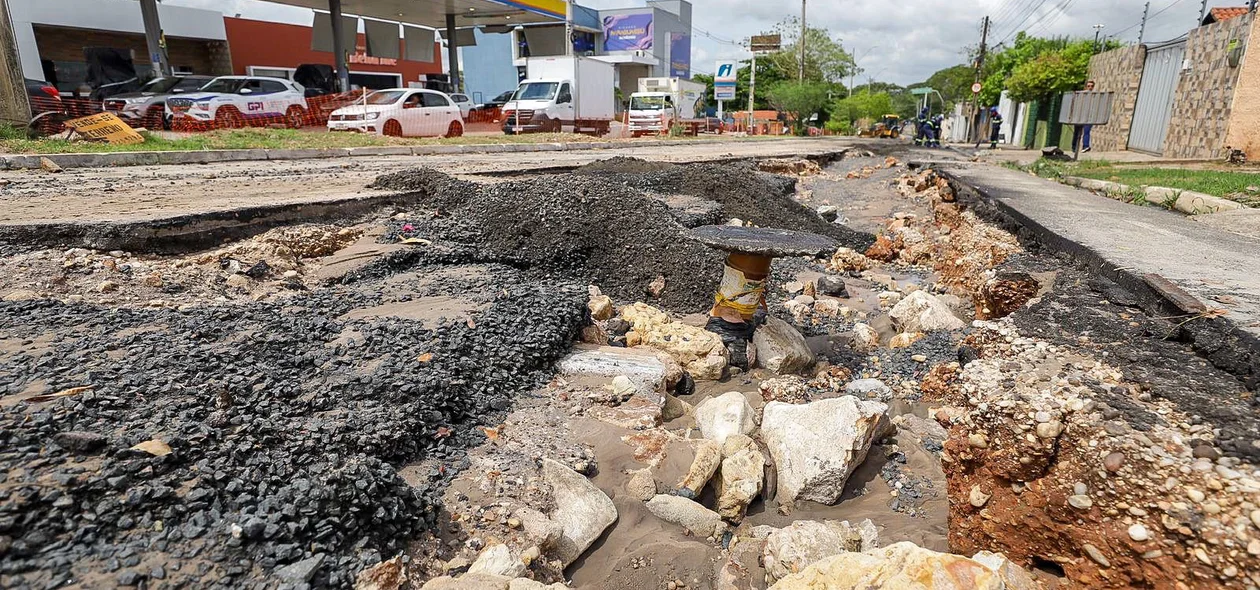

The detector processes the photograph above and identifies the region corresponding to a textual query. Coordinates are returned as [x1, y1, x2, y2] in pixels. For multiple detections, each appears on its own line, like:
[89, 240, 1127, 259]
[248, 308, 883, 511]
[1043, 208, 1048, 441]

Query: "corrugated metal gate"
[1128, 40, 1186, 154]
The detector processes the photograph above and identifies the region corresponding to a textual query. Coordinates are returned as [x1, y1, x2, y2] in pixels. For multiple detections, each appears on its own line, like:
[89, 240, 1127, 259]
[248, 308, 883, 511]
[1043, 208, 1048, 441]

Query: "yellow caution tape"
[713, 264, 766, 317]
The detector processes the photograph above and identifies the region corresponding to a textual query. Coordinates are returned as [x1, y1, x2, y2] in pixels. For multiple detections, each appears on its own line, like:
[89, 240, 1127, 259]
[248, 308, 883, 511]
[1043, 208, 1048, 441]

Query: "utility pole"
[798, 0, 806, 82]
[1139, 2, 1151, 43]
[0, 0, 32, 127]
[969, 16, 989, 144]
[748, 53, 757, 132]
[565, 0, 573, 57]
[1093, 24, 1105, 52]
[139, 0, 171, 78]
[1199, 0, 1209, 24]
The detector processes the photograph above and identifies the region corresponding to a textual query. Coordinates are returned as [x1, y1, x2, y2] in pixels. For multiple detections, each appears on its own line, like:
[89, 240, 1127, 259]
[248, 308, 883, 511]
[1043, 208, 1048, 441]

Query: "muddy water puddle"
[559, 374, 948, 589]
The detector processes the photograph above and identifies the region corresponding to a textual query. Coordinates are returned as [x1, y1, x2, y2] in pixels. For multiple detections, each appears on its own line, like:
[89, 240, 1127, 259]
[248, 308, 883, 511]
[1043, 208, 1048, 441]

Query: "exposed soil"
[2, 142, 1257, 590]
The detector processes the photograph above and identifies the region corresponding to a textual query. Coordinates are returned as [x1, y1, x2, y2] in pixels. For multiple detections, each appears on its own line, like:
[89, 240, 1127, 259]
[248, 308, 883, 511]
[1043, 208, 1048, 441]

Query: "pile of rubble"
[0, 262, 586, 588]
[943, 319, 1260, 588]
[0, 224, 363, 308]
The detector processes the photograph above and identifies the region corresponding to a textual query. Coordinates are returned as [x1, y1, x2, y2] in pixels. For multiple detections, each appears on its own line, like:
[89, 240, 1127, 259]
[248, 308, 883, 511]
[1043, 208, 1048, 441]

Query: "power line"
[1108, 0, 1186, 42]
[1029, 0, 1081, 35]
[995, 0, 1053, 45]
[693, 27, 741, 46]
[993, 0, 1045, 40]
[992, 0, 1034, 28]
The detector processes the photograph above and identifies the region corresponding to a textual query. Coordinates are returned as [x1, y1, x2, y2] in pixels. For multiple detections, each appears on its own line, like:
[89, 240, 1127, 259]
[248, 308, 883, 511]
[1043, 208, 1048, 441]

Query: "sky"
[167, 0, 1243, 85]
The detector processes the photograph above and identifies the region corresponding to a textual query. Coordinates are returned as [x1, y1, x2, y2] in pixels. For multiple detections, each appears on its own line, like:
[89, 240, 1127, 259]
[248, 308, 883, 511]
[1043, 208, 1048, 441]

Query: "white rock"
[541, 459, 617, 566]
[694, 391, 757, 445]
[889, 291, 966, 333]
[763, 520, 879, 583]
[715, 445, 765, 521]
[971, 551, 1040, 590]
[468, 544, 525, 578]
[753, 317, 815, 374]
[420, 574, 511, 590]
[845, 379, 891, 399]
[851, 323, 880, 352]
[626, 468, 658, 501]
[645, 495, 726, 537]
[877, 291, 902, 309]
[761, 397, 890, 504]
[770, 542, 1004, 589]
[1128, 523, 1149, 542]
[677, 439, 722, 497]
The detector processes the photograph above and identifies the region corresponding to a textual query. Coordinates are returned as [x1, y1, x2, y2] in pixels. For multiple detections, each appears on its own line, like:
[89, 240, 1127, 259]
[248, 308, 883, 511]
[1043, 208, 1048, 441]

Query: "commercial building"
[8, 0, 443, 94]
[462, 0, 693, 108]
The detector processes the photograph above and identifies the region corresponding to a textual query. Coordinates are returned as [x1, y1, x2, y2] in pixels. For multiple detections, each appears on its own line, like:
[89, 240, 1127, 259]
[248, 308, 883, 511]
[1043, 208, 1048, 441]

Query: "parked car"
[471, 90, 514, 113]
[24, 78, 63, 116]
[327, 88, 464, 138]
[103, 75, 213, 128]
[166, 76, 308, 128]
[448, 92, 474, 118]
[24, 78, 65, 136]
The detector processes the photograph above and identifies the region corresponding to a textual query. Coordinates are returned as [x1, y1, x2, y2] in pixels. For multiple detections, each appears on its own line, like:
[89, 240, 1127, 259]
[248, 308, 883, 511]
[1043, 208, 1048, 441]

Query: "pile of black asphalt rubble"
[371, 159, 874, 313]
[0, 265, 585, 589]
[0, 158, 875, 589]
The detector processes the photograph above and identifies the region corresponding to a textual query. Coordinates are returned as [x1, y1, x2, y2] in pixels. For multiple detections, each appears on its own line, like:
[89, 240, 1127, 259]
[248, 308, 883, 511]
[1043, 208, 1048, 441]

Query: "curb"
[0, 139, 687, 171]
[1060, 176, 1245, 215]
[939, 166, 1260, 390]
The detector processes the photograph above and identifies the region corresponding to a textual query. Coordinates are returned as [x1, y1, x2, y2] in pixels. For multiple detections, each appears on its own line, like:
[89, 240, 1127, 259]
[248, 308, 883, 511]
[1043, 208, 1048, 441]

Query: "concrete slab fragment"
[556, 345, 668, 396]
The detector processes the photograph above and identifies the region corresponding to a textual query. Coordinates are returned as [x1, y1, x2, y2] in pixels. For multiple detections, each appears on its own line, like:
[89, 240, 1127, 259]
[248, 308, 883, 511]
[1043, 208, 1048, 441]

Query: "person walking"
[1072, 80, 1096, 152]
[914, 107, 929, 146]
[988, 107, 1004, 149]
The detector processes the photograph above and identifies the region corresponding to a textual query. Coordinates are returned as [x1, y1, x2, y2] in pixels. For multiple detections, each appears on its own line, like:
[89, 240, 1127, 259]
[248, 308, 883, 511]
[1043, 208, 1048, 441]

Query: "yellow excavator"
[861, 114, 901, 139]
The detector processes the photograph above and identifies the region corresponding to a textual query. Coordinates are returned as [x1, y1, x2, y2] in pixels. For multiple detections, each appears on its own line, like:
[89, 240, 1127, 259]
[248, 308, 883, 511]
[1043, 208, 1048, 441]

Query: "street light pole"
[848, 45, 878, 98]
[798, 0, 806, 81]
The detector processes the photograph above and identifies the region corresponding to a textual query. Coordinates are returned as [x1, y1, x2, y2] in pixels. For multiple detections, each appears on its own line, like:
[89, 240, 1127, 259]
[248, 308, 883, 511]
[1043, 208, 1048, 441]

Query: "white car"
[327, 89, 464, 138]
[448, 92, 474, 118]
[166, 76, 308, 128]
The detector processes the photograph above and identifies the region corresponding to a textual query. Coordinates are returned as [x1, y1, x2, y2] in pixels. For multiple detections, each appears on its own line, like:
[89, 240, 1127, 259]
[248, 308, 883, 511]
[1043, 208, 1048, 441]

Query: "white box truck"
[502, 56, 615, 136]
[627, 77, 707, 136]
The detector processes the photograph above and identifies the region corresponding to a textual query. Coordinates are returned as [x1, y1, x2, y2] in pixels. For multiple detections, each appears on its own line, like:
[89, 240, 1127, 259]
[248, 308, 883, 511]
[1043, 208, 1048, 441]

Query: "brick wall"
[33, 25, 220, 75]
[1086, 45, 1146, 152]
[1224, 17, 1260, 159]
[1163, 13, 1255, 159]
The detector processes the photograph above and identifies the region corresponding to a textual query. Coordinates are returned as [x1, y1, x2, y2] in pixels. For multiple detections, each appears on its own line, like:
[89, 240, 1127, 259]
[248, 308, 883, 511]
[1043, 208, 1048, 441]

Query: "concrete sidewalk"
[941, 164, 1260, 385]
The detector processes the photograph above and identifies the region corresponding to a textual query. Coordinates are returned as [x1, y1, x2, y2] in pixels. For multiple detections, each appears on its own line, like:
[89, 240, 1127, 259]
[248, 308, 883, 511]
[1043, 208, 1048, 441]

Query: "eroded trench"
[0, 148, 1256, 590]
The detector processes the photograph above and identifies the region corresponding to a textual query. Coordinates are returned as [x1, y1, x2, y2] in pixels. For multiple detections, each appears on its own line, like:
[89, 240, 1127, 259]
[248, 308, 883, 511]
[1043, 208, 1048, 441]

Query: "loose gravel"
[0, 263, 585, 589]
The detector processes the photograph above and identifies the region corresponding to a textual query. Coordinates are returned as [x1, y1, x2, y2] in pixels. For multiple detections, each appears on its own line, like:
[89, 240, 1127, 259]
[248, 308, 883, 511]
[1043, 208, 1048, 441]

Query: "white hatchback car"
[448, 93, 474, 118]
[327, 89, 464, 137]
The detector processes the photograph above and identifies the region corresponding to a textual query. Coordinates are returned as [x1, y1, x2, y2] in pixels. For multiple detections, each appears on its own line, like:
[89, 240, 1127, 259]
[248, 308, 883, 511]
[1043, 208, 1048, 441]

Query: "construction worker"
[988, 107, 1004, 149]
[915, 107, 930, 146]
[931, 114, 944, 148]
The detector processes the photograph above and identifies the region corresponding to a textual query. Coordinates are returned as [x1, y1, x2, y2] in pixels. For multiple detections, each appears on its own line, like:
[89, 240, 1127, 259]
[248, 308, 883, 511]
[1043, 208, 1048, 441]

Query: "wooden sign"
[65, 113, 145, 145]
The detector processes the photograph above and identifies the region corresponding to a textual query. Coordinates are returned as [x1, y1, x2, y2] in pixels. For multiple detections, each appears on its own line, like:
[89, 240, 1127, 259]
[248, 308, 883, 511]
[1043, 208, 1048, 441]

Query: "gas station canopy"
[262, 0, 568, 27]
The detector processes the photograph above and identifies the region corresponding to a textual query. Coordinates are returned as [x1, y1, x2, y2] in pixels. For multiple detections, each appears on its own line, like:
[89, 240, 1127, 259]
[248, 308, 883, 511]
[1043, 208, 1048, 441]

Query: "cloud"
[167, 0, 1238, 84]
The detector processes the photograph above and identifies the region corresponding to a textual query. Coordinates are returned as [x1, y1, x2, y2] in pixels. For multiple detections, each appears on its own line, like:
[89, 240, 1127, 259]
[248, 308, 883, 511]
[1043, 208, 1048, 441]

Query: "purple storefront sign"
[669, 33, 691, 78]
[603, 13, 654, 51]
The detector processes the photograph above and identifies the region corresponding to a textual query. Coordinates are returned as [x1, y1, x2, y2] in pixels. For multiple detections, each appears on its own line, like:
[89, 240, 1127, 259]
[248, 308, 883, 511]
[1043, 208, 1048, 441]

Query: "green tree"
[1004, 41, 1100, 102]
[764, 17, 855, 84]
[923, 65, 976, 108]
[832, 91, 895, 128]
[765, 81, 831, 133]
